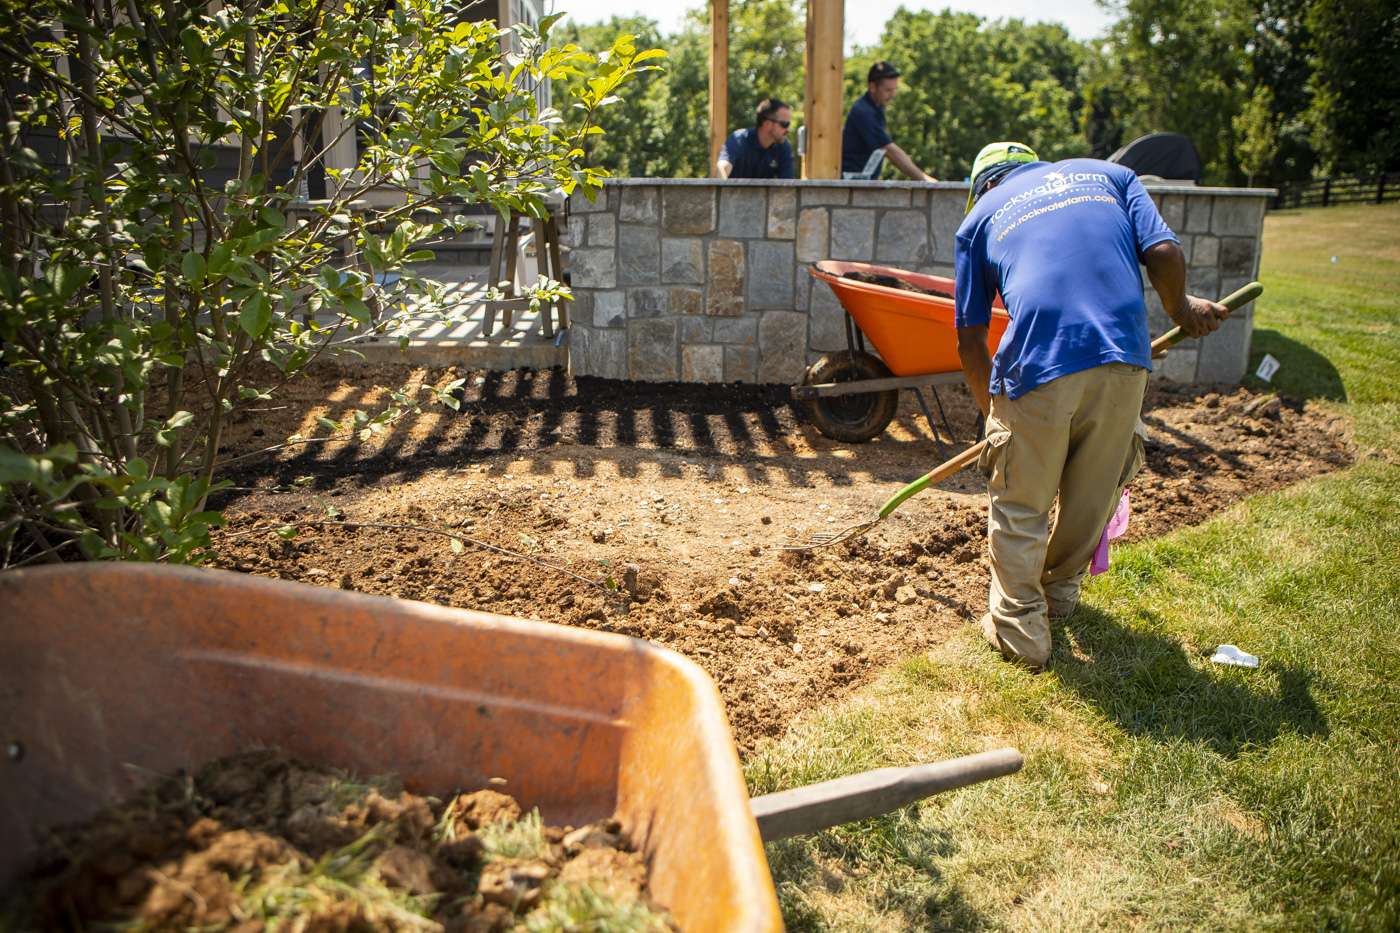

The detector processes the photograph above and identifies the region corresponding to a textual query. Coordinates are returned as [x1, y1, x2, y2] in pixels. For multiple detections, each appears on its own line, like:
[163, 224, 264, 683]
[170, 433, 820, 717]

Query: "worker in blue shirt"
[717, 98, 795, 180]
[841, 61, 934, 181]
[954, 141, 1227, 670]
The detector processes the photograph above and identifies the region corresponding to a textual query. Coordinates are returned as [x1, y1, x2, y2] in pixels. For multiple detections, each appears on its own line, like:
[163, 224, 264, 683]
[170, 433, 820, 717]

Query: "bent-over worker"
[954, 141, 1228, 670]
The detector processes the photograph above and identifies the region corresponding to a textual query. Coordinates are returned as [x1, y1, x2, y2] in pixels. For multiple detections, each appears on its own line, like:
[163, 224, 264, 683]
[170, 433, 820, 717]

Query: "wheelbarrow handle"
[750, 748, 1024, 842]
[876, 280, 1264, 520]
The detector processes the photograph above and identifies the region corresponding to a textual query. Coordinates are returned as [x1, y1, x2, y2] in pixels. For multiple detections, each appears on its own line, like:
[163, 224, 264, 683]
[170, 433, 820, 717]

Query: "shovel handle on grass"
[876, 280, 1264, 519]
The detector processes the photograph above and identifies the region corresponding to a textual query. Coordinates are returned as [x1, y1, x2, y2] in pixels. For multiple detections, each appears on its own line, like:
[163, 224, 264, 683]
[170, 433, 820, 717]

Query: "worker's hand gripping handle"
[1153, 281, 1264, 357]
[876, 281, 1263, 519]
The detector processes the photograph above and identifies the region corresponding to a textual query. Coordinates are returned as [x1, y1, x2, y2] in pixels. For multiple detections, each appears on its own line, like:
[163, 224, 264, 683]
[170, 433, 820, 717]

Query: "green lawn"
[748, 202, 1400, 931]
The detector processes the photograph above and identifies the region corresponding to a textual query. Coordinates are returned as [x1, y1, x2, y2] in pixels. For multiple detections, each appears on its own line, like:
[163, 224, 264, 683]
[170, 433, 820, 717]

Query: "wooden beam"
[803, 0, 844, 179]
[709, 0, 729, 177]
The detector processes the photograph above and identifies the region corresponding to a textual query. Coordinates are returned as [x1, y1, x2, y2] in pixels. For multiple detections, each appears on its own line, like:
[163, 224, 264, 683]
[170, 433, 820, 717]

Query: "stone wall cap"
[587, 177, 1275, 199]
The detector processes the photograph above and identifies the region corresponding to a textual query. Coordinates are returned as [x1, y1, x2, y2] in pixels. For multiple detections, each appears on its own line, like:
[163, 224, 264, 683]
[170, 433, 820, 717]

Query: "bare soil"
[209, 364, 1353, 752]
[8, 750, 668, 932]
[841, 269, 954, 298]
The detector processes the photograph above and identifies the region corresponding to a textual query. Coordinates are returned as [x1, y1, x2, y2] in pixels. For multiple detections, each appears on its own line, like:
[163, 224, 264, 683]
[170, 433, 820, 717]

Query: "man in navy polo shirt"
[841, 61, 934, 181]
[954, 141, 1228, 671]
[717, 98, 795, 180]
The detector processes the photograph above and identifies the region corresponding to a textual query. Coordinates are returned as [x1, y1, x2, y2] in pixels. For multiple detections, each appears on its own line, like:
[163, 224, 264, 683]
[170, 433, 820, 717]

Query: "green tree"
[0, 0, 654, 566]
[1306, 0, 1400, 174]
[1234, 85, 1279, 184]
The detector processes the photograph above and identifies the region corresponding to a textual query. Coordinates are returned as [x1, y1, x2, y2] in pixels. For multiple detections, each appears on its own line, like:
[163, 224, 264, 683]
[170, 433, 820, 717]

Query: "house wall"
[565, 179, 1273, 386]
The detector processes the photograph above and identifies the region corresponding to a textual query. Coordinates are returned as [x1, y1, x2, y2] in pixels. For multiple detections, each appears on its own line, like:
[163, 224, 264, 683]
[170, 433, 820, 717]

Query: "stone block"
[706, 240, 745, 316]
[680, 316, 712, 343]
[617, 223, 660, 286]
[661, 237, 704, 284]
[876, 210, 931, 264]
[619, 186, 659, 223]
[682, 344, 725, 383]
[830, 209, 875, 261]
[569, 291, 593, 327]
[908, 190, 929, 210]
[1195, 311, 1250, 383]
[929, 193, 965, 263]
[718, 187, 768, 238]
[1192, 234, 1219, 268]
[568, 214, 587, 247]
[801, 187, 850, 206]
[1185, 195, 1212, 233]
[572, 188, 609, 214]
[768, 187, 797, 239]
[1160, 194, 1187, 232]
[571, 324, 626, 379]
[588, 213, 616, 248]
[808, 279, 848, 351]
[758, 310, 808, 383]
[1219, 237, 1257, 278]
[796, 208, 829, 263]
[593, 290, 625, 328]
[1157, 345, 1198, 383]
[1212, 197, 1265, 236]
[713, 315, 757, 345]
[1145, 288, 1171, 338]
[670, 287, 704, 316]
[725, 345, 758, 382]
[628, 317, 679, 382]
[627, 287, 668, 318]
[851, 187, 910, 208]
[1188, 264, 1220, 298]
[662, 187, 716, 235]
[746, 240, 795, 310]
[569, 248, 616, 289]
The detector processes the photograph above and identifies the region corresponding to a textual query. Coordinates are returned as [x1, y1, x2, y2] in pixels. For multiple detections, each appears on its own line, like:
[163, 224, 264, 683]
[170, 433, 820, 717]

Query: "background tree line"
[554, 0, 1399, 185]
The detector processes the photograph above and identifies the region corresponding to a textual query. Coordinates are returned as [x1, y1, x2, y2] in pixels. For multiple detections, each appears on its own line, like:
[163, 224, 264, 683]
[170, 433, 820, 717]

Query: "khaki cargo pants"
[978, 363, 1148, 669]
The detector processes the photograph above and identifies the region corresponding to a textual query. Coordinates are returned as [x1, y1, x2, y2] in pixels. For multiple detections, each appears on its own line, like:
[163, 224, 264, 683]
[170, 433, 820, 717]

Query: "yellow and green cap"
[966, 141, 1039, 212]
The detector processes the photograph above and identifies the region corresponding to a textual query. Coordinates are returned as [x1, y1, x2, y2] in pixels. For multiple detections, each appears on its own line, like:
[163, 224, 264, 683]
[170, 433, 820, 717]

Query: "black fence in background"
[1272, 173, 1400, 210]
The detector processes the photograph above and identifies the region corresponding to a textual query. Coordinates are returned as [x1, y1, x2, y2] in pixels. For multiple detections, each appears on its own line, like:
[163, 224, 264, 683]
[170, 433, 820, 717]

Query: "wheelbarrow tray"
[0, 564, 781, 931]
[810, 260, 1010, 377]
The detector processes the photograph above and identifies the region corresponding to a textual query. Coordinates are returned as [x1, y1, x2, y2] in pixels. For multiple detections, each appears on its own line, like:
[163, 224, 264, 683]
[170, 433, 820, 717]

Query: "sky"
[548, 0, 1117, 46]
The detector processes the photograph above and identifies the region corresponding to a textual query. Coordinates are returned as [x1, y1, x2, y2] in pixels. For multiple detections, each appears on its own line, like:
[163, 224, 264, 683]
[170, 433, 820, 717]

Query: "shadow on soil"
[1246, 329, 1348, 402]
[766, 820, 992, 931]
[221, 367, 979, 501]
[1050, 605, 1328, 757]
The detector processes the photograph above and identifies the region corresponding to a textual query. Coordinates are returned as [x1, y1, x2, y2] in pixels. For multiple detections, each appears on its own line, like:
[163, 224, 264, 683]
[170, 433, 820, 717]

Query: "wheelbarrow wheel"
[799, 351, 899, 443]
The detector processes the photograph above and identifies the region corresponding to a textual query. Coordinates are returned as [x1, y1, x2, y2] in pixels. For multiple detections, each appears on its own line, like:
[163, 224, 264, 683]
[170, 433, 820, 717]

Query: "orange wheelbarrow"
[1, 565, 1022, 930]
[797, 261, 1011, 446]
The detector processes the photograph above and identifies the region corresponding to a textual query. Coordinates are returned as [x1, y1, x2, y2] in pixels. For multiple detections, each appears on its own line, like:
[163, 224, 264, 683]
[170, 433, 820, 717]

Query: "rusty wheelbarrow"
[0, 565, 1021, 930]
[796, 260, 1011, 448]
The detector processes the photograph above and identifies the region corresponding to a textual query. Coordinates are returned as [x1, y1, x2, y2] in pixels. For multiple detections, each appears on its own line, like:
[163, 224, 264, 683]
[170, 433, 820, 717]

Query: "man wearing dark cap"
[955, 141, 1228, 671]
[841, 61, 935, 181]
[717, 98, 795, 180]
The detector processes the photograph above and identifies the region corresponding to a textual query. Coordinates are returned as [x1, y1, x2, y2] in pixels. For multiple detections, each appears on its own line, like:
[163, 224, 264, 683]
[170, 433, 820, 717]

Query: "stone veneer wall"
[565, 179, 1272, 386]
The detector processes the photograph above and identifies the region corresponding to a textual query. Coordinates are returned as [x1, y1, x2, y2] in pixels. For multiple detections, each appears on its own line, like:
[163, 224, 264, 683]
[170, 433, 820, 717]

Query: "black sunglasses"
[768, 118, 791, 128]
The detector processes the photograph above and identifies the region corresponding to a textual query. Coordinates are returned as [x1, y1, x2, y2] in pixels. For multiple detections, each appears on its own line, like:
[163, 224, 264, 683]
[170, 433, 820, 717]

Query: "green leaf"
[48, 262, 92, 301]
[181, 251, 206, 286]
[239, 293, 272, 337]
[165, 410, 195, 430]
[275, 525, 298, 539]
[0, 447, 39, 484]
[450, 537, 464, 554]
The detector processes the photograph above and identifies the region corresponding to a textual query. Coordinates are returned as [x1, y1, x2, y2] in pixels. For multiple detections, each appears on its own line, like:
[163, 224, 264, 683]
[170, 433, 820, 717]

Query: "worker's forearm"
[957, 326, 993, 417]
[885, 144, 932, 182]
[1142, 241, 1188, 318]
[716, 160, 733, 179]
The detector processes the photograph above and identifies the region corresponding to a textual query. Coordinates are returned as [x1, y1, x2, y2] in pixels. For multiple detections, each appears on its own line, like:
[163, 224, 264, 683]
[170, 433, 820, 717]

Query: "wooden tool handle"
[750, 748, 1024, 842]
[1152, 280, 1263, 356]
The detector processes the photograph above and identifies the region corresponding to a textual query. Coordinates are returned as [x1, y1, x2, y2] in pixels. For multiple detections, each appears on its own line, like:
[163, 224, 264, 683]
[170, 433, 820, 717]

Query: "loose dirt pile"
[211, 365, 1353, 751]
[5, 750, 671, 932]
[841, 269, 954, 298]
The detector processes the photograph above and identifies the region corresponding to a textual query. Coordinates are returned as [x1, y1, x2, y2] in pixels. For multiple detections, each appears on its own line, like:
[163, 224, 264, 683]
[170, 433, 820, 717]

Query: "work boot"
[979, 614, 1046, 673]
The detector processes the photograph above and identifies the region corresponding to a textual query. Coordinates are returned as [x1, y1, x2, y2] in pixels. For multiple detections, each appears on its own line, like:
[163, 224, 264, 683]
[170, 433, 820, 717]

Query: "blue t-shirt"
[954, 158, 1178, 400]
[841, 93, 892, 178]
[719, 127, 794, 179]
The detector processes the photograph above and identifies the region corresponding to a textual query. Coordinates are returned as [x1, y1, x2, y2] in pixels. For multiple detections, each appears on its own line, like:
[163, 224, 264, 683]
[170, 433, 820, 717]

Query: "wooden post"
[803, 0, 844, 179]
[709, 0, 729, 177]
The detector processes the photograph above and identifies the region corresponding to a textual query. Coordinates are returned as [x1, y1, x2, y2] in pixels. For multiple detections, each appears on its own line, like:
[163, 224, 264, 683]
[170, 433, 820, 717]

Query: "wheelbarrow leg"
[750, 748, 1023, 842]
[911, 387, 950, 460]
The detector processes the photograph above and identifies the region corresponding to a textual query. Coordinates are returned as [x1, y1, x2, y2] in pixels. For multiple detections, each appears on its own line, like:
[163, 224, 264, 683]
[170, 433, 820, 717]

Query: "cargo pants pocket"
[978, 416, 1012, 492]
[1117, 419, 1149, 489]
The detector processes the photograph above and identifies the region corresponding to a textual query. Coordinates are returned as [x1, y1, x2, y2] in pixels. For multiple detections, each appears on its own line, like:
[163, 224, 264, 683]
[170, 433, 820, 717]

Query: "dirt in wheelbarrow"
[5, 749, 674, 932]
[842, 269, 954, 299]
[208, 362, 1354, 752]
